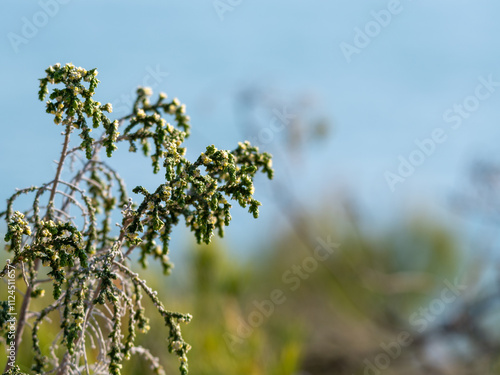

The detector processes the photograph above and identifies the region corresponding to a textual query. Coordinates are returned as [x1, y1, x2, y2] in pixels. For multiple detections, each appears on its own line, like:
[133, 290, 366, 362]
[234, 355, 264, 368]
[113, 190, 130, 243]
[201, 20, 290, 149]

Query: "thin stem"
[47, 125, 73, 217]
[4, 124, 72, 374]
[56, 217, 132, 375]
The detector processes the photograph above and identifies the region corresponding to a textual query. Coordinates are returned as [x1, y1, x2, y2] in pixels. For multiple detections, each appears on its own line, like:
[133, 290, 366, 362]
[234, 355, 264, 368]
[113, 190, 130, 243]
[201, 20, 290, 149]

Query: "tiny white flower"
[172, 341, 183, 351]
[201, 153, 210, 164]
[137, 108, 146, 119]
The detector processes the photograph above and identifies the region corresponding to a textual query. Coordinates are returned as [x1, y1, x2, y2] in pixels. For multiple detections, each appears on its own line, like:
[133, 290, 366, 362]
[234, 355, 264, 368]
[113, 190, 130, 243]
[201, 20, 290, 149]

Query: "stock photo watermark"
[4, 259, 17, 368]
[223, 236, 339, 352]
[7, 0, 72, 54]
[339, 0, 412, 63]
[248, 105, 296, 149]
[385, 74, 500, 192]
[213, 0, 243, 21]
[357, 278, 467, 375]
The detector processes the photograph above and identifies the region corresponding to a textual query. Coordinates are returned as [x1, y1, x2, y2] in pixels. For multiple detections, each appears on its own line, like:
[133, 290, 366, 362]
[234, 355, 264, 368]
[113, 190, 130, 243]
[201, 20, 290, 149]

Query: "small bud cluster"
[4, 211, 31, 255]
[39, 63, 118, 158]
[27, 220, 86, 299]
[3, 366, 26, 375]
[124, 87, 190, 175]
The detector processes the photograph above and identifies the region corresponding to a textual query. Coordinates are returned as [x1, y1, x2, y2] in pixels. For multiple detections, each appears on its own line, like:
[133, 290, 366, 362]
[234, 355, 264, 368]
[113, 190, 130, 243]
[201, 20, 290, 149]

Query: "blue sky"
[1, 0, 500, 254]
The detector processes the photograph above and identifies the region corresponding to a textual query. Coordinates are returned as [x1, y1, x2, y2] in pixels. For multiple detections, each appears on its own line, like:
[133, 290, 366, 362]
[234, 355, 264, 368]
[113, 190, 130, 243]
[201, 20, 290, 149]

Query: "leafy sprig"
[1, 63, 273, 375]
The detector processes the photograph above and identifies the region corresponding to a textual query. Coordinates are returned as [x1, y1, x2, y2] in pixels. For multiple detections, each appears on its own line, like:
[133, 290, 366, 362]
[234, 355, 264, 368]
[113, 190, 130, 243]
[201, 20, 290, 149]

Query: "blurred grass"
[1, 203, 494, 374]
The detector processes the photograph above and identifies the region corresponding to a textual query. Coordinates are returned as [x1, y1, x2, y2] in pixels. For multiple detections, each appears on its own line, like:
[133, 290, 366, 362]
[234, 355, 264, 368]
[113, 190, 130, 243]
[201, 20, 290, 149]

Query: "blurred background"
[2, 1, 500, 374]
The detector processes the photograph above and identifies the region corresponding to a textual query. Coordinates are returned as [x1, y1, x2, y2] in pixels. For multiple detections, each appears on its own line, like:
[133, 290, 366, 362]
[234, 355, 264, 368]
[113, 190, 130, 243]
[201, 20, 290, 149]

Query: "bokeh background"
[2, 1, 500, 374]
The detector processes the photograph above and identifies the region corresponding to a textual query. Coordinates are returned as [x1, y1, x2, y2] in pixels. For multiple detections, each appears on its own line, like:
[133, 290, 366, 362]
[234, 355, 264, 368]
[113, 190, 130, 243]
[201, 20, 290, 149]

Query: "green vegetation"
[0, 63, 273, 375]
[0, 63, 498, 375]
